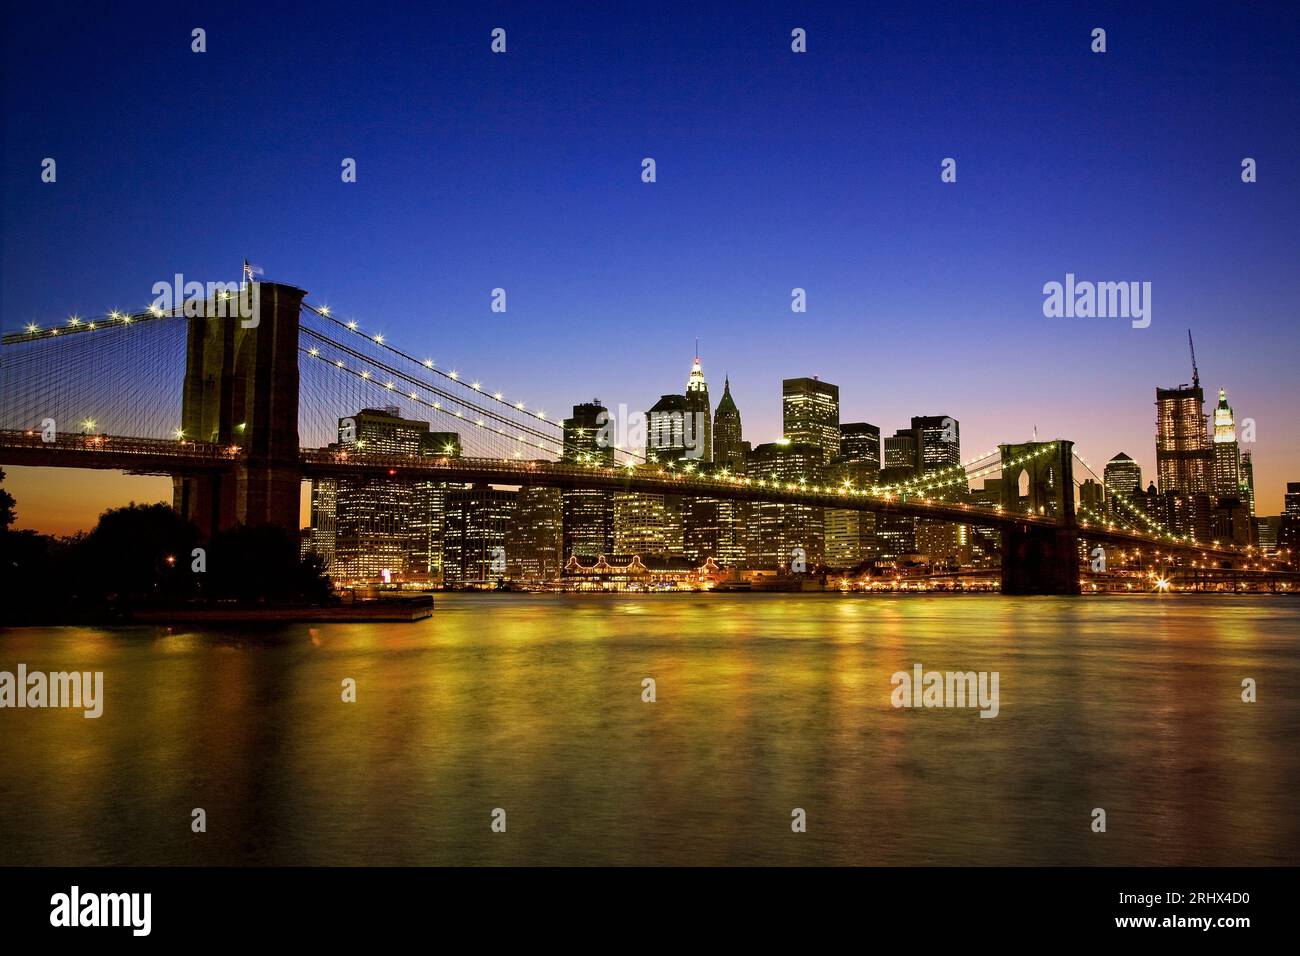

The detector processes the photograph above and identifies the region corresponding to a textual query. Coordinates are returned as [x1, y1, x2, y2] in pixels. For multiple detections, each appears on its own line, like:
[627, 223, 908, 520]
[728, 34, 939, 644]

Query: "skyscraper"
[688, 375, 747, 567]
[331, 406, 452, 582]
[713, 376, 745, 473]
[910, 415, 964, 563]
[614, 490, 676, 557]
[1103, 452, 1142, 520]
[442, 484, 517, 585]
[410, 431, 461, 582]
[507, 483, 564, 583]
[782, 377, 840, 464]
[745, 440, 827, 570]
[561, 401, 614, 558]
[647, 394, 693, 463]
[684, 352, 712, 463]
[1156, 355, 1211, 496]
[839, 422, 881, 473]
[308, 477, 338, 572]
[826, 422, 881, 567]
[911, 416, 961, 479]
[878, 431, 919, 559]
[1212, 387, 1242, 500]
[1240, 450, 1256, 518]
[1156, 341, 1215, 543]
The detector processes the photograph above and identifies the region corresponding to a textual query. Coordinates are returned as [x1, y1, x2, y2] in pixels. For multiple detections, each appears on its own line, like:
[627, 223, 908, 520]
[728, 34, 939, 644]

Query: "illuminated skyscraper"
[410, 431, 462, 582]
[826, 422, 881, 567]
[839, 422, 881, 473]
[1156, 348, 1212, 495]
[687, 375, 747, 567]
[684, 351, 713, 464]
[647, 394, 693, 463]
[507, 482, 564, 583]
[1103, 452, 1142, 521]
[442, 484, 517, 585]
[878, 431, 919, 559]
[308, 478, 338, 572]
[1212, 387, 1242, 500]
[614, 487, 675, 558]
[910, 415, 964, 562]
[782, 377, 840, 464]
[713, 376, 744, 473]
[1240, 450, 1256, 518]
[561, 401, 614, 559]
[331, 407, 455, 582]
[745, 440, 826, 570]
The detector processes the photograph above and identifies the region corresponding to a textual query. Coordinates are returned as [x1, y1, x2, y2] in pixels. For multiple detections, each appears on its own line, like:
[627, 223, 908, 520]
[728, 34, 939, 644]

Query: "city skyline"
[1, 331, 1291, 537]
[4, 2, 1299, 531]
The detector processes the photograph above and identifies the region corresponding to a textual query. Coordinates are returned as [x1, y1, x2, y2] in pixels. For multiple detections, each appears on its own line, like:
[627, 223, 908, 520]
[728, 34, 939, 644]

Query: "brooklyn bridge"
[0, 278, 1286, 594]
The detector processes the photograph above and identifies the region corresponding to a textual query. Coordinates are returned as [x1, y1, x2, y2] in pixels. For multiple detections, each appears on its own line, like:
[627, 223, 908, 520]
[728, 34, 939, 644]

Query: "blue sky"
[3, 0, 1298, 527]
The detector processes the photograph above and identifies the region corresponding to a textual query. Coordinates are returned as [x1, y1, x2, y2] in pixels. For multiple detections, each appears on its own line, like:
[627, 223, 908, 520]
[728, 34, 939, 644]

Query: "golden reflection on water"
[1, 594, 1297, 865]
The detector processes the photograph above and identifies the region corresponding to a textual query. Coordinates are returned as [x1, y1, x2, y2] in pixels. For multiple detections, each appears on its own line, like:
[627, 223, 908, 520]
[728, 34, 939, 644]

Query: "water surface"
[1, 594, 1296, 865]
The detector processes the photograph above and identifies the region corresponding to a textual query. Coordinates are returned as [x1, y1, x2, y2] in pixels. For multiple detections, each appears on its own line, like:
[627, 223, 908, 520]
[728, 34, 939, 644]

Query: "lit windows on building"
[782, 377, 840, 464]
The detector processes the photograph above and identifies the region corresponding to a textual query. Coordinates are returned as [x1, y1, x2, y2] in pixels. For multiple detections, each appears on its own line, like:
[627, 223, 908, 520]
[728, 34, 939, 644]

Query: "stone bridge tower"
[173, 281, 305, 536]
[998, 440, 1080, 594]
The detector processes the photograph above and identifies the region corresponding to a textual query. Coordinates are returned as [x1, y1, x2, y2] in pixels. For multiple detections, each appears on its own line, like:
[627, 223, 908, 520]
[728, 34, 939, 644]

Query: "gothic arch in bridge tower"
[998, 440, 1080, 595]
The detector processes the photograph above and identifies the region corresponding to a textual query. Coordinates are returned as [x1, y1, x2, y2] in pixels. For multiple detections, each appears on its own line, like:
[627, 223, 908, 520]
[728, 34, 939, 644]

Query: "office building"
[507, 483, 564, 583]
[782, 377, 840, 464]
[561, 401, 615, 558]
[745, 440, 827, 570]
[442, 484, 518, 585]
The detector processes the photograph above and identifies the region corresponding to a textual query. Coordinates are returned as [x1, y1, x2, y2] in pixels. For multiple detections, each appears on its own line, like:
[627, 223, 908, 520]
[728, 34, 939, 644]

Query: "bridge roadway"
[0, 430, 1254, 563]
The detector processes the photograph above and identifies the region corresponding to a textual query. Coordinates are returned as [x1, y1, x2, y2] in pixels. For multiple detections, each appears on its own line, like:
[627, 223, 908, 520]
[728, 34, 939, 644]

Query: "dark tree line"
[0, 470, 329, 622]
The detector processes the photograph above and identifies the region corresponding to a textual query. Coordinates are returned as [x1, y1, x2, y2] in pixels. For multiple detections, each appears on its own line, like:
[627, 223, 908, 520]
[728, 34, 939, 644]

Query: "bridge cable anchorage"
[299, 302, 649, 464]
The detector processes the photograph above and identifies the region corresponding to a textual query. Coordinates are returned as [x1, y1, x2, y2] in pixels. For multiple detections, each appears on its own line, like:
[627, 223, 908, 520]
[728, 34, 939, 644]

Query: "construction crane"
[1187, 329, 1200, 388]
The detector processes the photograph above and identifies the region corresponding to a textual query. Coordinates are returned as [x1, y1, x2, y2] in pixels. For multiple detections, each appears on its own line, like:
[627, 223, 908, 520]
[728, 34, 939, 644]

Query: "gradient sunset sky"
[3, 1, 1298, 534]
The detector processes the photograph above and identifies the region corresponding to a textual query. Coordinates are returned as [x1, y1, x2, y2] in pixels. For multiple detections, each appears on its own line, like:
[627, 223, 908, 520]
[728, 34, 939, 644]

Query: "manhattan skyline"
[3, 1, 1299, 533]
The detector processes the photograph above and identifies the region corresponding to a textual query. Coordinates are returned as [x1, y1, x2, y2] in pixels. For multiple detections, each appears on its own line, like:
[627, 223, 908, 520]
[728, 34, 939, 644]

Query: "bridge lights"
[81, 419, 97, 434]
[25, 323, 38, 334]
[347, 320, 358, 330]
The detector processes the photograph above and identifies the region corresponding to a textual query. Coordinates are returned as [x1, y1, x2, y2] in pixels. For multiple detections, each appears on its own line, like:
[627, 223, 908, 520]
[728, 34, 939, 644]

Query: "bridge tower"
[173, 281, 305, 536]
[998, 440, 1080, 595]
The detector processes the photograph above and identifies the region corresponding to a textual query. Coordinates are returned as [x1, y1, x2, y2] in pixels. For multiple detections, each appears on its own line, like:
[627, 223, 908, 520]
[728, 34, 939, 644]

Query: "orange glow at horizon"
[3, 467, 312, 536]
